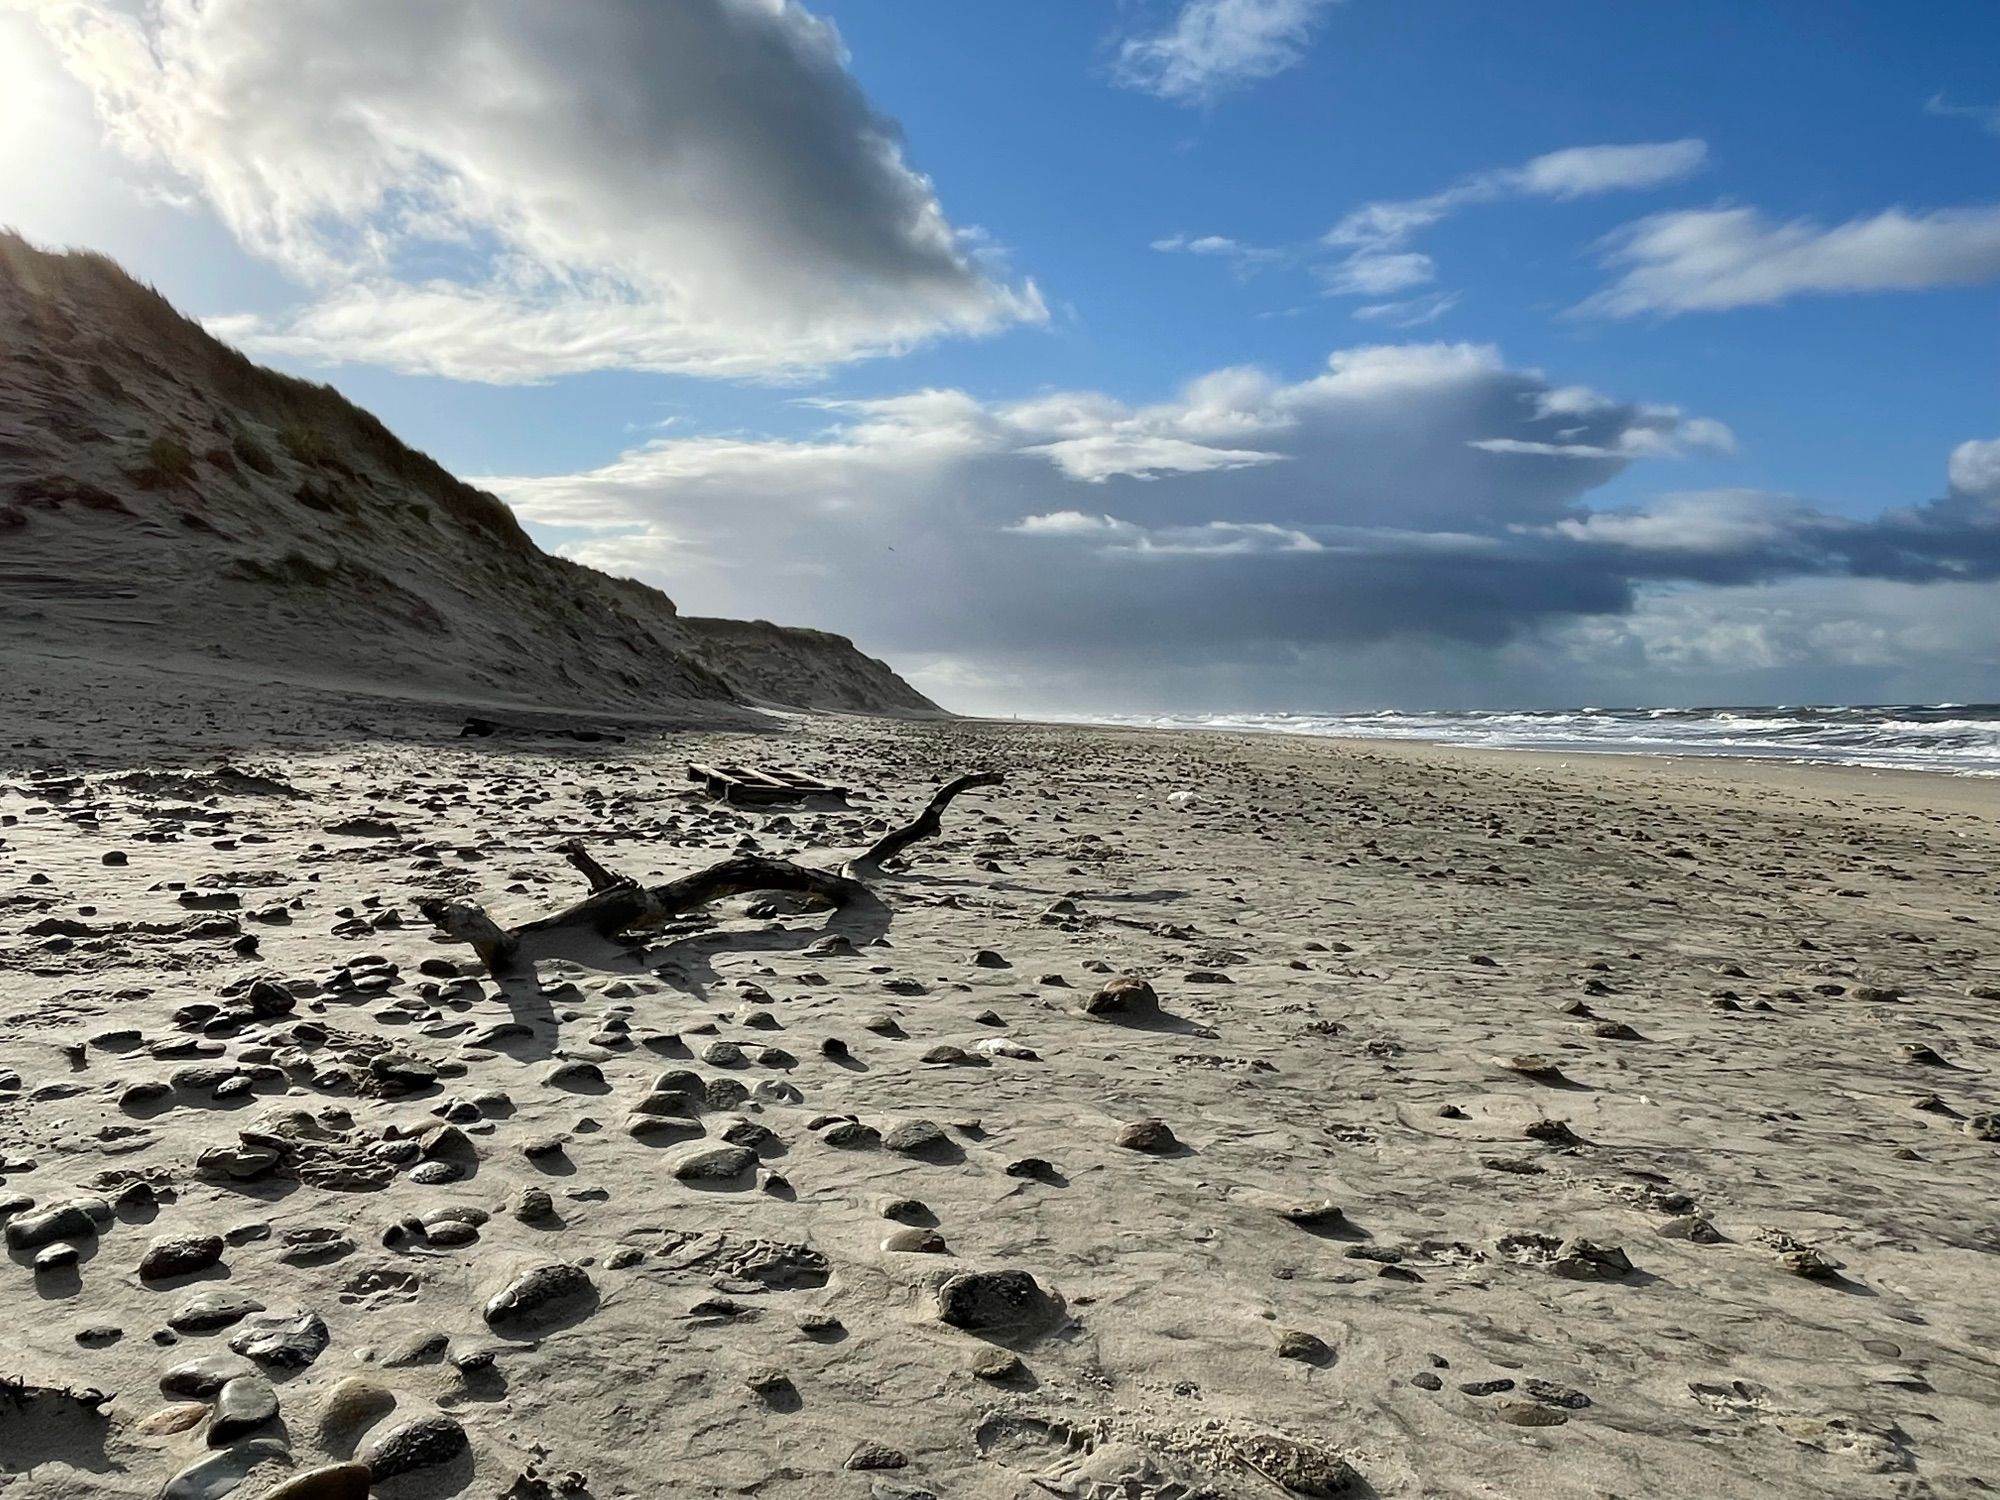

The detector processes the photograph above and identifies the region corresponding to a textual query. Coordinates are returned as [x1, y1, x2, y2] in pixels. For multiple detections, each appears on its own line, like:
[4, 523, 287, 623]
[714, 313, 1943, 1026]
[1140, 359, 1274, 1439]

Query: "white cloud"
[1151, 232, 1285, 277]
[1580, 204, 2000, 316]
[1949, 438, 2000, 501]
[1316, 251, 1436, 296]
[479, 341, 1755, 680]
[1926, 94, 2000, 137]
[1114, 0, 1337, 105]
[1316, 139, 1705, 310]
[1324, 140, 1708, 253]
[21, 0, 1042, 381]
[1544, 490, 1816, 552]
[1351, 290, 1461, 327]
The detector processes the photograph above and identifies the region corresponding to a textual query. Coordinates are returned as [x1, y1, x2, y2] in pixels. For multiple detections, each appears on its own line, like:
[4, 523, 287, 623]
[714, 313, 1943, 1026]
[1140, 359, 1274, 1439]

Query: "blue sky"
[4, 0, 1998, 712]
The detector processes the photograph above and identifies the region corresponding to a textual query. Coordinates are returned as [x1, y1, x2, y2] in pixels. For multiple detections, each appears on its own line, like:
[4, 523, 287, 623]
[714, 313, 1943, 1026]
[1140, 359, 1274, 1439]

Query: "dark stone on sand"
[228, 1310, 330, 1369]
[937, 1269, 1056, 1332]
[362, 1413, 468, 1479]
[1550, 1238, 1633, 1280]
[1083, 974, 1159, 1020]
[845, 1443, 908, 1471]
[484, 1261, 598, 1331]
[1115, 1117, 1179, 1153]
[1277, 1329, 1332, 1364]
[141, 1234, 225, 1281]
[208, 1374, 279, 1445]
[170, 1290, 266, 1333]
[672, 1143, 758, 1181]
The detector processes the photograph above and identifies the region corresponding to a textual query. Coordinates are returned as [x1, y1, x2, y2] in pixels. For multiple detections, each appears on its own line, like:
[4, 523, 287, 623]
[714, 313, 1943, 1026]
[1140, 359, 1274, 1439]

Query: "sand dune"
[0, 233, 935, 721]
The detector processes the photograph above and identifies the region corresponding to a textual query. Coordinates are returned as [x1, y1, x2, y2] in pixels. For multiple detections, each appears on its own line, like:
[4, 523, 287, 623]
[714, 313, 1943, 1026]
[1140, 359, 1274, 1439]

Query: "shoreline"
[978, 712, 2000, 819]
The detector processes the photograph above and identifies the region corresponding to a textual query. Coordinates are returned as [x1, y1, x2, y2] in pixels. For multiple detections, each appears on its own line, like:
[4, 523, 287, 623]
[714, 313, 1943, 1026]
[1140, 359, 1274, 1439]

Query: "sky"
[3, 0, 1998, 714]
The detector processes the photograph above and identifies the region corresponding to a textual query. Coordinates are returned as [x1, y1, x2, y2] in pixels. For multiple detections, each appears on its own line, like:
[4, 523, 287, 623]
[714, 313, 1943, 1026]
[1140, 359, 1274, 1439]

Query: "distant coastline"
[1043, 703, 2000, 776]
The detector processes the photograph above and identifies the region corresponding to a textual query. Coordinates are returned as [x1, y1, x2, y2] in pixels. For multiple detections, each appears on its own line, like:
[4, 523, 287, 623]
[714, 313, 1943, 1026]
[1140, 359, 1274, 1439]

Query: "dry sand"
[3, 653, 1998, 1500]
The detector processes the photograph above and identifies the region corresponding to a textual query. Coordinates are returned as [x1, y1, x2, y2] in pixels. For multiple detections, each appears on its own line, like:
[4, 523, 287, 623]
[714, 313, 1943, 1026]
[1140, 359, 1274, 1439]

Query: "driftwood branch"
[420, 772, 1002, 976]
[842, 770, 1004, 878]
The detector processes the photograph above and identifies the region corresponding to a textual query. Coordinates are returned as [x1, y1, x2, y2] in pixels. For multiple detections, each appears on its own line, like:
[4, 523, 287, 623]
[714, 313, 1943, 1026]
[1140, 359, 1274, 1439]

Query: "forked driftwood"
[418, 771, 1003, 976]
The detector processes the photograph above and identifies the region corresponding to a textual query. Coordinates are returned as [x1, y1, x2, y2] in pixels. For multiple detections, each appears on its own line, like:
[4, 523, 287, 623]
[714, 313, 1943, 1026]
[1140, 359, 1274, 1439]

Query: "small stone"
[170, 1290, 266, 1333]
[671, 1143, 757, 1181]
[1410, 1371, 1443, 1391]
[1459, 1378, 1517, 1396]
[162, 1352, 259, 1398]
[1778, 1247, 1840, 1280]
[1496, 1401, 1568, 1427]
[137, 1402, 211, 1435]
[1083, 975, 1159, 1019]
[1658, 1214, 1723, 1243]
[1523, 1378, 1592, 1408]
[161, 1438, 291, 1500]
[1550, 1238, 1633, 1280]
[4, 1198, 106, 1251]
[208, 1374, 279, 1445]
[361, 1412, 469, 1479]
[881, 1118, 949, 1156]
[318, 1376, 396, 1442]
[973, 1349, 1025, 1381]
[228, 1310, 330, 1369]
[261, 1463, 372, 1500]
[1115, 1117, 1179, 1153]
[141, 1234, 226, 1281]
[937, 1269, 1057, 1332]
[1277, 1329, 1332, 1364]
[881, 1227, 949, 1254]
[484, 1261, 598, 1332]
[845, 1443, 907, 1471]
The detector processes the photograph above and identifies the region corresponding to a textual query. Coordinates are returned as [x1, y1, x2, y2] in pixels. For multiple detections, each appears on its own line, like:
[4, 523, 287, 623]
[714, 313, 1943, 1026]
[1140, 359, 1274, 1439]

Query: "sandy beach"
[4, 651, 1997, 1500]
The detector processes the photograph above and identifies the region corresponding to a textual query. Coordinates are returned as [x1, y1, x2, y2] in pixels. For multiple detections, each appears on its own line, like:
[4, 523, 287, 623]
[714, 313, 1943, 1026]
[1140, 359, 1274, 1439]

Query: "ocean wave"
[1054, 703, 2000, 775]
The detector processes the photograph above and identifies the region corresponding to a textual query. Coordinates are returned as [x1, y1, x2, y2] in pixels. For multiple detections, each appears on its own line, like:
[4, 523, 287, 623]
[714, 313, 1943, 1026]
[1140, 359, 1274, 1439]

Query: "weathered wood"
[843, 771, 1005, 878]
[421, 773, 1003, 977]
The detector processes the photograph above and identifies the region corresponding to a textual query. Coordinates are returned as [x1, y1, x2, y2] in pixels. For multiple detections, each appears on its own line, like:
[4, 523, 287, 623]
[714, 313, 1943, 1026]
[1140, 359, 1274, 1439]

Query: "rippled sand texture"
[3, 660, 1998, 1500]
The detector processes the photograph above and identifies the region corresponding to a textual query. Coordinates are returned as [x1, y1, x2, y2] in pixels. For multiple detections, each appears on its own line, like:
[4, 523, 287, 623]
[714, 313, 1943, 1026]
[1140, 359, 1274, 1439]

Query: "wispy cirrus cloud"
[21, 0, 1042, 382]
[1579, 203, 2000, 316]
[1926, 93, 2000, 136]
[1113, 0, 1338, 105]
[1150, 232, 1286, 278]
[1316, 140, 1709, 302]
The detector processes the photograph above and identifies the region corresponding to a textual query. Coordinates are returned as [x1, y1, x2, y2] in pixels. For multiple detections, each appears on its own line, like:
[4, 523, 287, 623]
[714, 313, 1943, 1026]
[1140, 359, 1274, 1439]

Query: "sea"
[1062, 704, 2000, 777]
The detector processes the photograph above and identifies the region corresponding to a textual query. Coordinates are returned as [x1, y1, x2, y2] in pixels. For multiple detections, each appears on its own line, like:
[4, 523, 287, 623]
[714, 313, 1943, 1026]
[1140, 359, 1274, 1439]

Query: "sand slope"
[0, 233, 935, 719]
[2, 659, 1997, 1499]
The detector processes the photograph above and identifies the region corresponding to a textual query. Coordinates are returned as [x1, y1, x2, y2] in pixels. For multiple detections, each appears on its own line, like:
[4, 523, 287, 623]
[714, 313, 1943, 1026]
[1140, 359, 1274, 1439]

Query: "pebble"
[1114, 1117, 1180, 1153]
[671, 1143, 758, 1181]
[228, 1310, 330, 1369]
[881, 1118, 949, 1155]
[360, 1412, 469, 1479]
[141, 1233, 226, 1281]
[169, 1290, 266, 1333]
[318, 1376, 396, 1443]
[208, 1374, 280, 1445]
[162, 1351, 260, 1398]
[483, 1261, 598, 1332]
[936, 1269, 1057, 1332]
[1277, 1329, 1332, 1364]
[162, 1438, 291, 1500]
